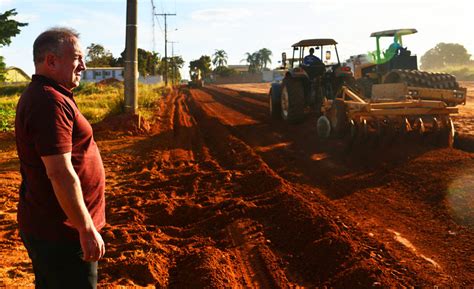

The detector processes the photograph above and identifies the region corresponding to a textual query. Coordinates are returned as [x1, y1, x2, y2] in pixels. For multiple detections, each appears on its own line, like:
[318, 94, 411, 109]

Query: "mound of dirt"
[92, 113, 151, 137]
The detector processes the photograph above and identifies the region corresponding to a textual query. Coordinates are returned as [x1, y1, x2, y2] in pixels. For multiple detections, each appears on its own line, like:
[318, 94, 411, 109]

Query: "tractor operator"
[303, 47, 322, 66]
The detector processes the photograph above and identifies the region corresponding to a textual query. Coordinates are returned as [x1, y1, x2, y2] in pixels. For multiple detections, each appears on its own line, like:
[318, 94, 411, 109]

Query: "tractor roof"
[292, 39, 337, 47]
[370, 28, 417, 37]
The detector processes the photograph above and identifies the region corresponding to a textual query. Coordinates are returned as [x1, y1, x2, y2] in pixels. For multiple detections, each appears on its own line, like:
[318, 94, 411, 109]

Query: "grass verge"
[0, 81, 166, 132]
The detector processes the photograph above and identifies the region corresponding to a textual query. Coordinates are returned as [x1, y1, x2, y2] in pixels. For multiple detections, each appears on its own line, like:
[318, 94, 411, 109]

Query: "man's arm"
[41, 152, 105, 262]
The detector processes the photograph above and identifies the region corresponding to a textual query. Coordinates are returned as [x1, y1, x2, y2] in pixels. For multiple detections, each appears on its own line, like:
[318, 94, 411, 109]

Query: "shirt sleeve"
[30, 95, 76, 156]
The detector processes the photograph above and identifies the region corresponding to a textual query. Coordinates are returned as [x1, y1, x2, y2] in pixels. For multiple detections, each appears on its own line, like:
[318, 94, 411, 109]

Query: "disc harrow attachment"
[317, 85, 460, 147]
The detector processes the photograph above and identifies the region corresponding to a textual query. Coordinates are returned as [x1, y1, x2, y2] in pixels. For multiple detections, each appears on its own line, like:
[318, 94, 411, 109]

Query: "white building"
[81, 67, 163, 84]
[81, 67, 124, 82]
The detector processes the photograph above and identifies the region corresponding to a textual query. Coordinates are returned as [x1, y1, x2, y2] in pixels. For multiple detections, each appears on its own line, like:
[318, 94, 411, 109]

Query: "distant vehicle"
[180, 79, 189, 86]
[188, 68, 204, 88]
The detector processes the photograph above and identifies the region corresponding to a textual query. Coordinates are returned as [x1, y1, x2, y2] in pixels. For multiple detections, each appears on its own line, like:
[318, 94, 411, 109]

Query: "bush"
[0, 83, 27, 97]
[449, 67, 474, 81]
[0, 105, 16, 131]
[425, 65, 474, 81]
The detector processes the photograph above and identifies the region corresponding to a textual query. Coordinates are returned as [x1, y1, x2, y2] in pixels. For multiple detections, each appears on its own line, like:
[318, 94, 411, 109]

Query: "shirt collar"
[32, 74, 74, 98]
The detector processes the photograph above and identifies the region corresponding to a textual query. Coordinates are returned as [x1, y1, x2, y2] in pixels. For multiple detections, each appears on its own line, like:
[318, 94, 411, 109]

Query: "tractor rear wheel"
[281, 77, 305, 124]
[269, 85, 282, 119]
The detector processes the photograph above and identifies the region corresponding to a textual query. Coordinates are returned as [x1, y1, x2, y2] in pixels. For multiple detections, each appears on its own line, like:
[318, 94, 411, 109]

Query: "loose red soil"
[1, 83, 473, 287]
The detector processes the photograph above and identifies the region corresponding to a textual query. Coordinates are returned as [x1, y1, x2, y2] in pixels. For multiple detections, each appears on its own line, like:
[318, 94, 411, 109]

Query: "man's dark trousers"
[20, 231, 97, 289]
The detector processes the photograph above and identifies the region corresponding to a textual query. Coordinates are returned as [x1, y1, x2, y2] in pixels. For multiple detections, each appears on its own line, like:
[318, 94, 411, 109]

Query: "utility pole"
[169, 41, 178, 85]
[124, 0, 138, 114]
[155, 13, 176, 86]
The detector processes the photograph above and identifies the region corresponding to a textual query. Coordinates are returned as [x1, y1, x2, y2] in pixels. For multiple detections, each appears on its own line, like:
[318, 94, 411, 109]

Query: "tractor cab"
[282, 38, 352, 81]
[269, 38, 354, 123]
[368, 28, 418, 75]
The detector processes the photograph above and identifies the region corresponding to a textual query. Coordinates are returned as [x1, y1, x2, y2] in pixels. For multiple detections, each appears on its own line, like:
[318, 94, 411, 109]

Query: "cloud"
[191, 8, 252, 22]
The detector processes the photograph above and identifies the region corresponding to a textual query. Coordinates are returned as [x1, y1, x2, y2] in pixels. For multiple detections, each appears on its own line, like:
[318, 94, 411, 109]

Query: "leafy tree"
[212, 49, 228, 68]
[213, 66, 237, 77]
[160, 55, 184, 83]
[86, 43, 115, 67]
[0, 9, 28, 47]
[420, 43, 471, 70]
[0, 9, 28, 81]
[138, 48, 160, 77]
[116, 48, 162, 77]
[189, 55, 212, 79]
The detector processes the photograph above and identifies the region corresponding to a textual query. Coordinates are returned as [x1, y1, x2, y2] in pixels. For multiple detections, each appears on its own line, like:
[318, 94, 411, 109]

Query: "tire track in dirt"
[192, 85, 474, 286]
[97, 87, 420, 287]
[96, 89, 289, 288]
[186, 88, 447, 287]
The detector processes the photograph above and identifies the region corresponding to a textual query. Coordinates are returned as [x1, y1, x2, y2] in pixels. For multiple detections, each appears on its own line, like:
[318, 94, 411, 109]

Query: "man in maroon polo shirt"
[15, 27, 105, 289]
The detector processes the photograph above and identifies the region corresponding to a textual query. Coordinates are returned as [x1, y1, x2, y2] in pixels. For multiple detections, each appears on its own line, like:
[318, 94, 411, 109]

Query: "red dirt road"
[1, 84, 473, 287]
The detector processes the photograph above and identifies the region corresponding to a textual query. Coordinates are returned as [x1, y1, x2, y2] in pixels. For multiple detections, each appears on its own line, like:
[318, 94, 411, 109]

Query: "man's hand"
[42, 152, 106, 262]
[79, 227, 105, 262]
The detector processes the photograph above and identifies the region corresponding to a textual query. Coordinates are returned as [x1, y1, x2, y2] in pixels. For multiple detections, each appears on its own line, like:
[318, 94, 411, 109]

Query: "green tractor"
[349, 28, 464, 105]
[269, 39, 354, 123]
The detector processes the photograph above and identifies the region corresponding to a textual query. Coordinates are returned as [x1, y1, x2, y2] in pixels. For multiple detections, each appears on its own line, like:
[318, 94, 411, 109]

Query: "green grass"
[0, 96, 18, 131]
[0, 81, 166, 132]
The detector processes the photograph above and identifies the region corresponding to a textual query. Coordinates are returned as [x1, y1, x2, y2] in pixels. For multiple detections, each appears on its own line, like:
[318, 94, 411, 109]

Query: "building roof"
[228, 65, 249, 72]
[85, 67, 124, 70]
[370, 28, 417, 37]
[5, 66, 31, 82]
[292, 39, 337, 47]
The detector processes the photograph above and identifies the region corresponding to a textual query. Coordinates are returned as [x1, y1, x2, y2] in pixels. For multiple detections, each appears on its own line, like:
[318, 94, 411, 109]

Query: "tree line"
[189, 48, 273, 80]
[85, 43, 184, 82]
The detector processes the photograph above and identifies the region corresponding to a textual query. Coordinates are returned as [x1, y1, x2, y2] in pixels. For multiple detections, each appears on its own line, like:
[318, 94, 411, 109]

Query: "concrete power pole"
[155, 13, 176, 86]
[124, 0, 138, 114]
[169, 41, 178, 85]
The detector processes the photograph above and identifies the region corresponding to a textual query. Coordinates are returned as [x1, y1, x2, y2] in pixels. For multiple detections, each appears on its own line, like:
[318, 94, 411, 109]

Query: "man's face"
[54, 38, 86, 90]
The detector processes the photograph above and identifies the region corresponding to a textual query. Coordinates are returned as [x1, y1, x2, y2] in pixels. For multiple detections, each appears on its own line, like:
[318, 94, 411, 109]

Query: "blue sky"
[0, 0, 472, 78]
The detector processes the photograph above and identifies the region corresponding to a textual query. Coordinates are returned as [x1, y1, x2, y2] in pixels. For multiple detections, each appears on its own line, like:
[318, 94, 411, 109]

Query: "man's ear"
[45, 54, 56, 69]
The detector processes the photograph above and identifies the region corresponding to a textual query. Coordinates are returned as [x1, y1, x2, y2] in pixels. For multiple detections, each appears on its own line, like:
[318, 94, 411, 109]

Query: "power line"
[151, 0, 165, 34]
[150, 0, 156, 52]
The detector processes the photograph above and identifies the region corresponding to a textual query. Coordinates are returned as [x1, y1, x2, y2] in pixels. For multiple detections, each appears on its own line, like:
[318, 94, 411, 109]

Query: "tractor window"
[322, 45, 339, 66]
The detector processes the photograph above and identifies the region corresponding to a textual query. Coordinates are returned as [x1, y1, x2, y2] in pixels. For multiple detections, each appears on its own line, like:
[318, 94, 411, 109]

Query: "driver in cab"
[303, 48, 321, 66]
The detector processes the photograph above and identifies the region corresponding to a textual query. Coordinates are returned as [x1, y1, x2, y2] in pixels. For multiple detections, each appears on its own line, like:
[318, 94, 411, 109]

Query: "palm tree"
[212, 49, 228, 68]
[242, 52, 260, 73]
[258, 48, 272, 70]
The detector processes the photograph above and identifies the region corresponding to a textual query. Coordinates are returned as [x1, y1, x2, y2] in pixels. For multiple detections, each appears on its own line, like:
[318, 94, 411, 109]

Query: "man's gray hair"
[33, 27, 80, 64]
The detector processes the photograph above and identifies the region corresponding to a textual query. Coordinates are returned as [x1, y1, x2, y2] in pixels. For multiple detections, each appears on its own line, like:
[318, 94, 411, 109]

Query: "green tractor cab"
[369, 28, 418, 67]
